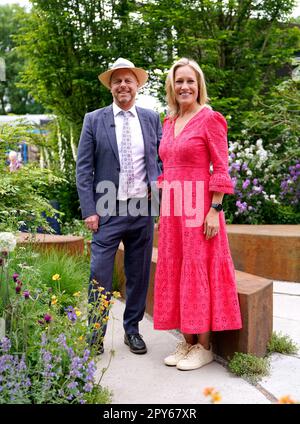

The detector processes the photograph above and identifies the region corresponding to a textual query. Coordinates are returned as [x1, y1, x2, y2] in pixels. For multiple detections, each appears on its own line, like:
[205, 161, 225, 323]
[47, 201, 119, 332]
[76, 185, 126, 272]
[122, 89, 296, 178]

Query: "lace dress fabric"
[153, 107, 242, 333]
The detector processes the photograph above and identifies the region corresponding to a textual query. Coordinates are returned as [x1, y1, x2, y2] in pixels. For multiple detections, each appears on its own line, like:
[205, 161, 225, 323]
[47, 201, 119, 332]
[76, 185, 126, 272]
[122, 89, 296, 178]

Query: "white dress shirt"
[113, 102, 148, 200]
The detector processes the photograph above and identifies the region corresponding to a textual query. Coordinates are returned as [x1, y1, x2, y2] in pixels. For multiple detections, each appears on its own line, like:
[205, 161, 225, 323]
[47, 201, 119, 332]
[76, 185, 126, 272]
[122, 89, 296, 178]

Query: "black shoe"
[124, 333, 147, 354]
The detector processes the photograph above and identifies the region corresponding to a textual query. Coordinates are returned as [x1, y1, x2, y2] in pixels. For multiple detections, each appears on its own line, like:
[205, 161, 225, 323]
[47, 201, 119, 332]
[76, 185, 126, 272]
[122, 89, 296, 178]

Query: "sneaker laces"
[183, 344, 205, 359]
[172, 341, 190, 356]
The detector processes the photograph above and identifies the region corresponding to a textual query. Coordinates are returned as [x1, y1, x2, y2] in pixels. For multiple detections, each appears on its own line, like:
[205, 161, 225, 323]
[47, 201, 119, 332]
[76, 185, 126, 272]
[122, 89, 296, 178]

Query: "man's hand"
[85, 215, 99, 232]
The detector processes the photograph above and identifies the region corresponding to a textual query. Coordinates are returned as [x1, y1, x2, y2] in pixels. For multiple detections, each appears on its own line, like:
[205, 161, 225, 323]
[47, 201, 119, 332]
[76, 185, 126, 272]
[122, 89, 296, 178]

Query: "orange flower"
[278, 395, 296, 404]
[94, 323, 101, 330]
[203, 387, 215, 396]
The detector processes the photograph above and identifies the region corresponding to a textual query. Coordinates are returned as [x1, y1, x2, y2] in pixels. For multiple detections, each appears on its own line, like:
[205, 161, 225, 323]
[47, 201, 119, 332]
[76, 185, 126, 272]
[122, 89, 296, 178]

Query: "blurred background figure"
[8, 150, 22, 172]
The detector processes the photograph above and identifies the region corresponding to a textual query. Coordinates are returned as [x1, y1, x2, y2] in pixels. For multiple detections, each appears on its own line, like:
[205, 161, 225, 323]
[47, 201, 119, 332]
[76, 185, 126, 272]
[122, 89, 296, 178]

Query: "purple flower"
[38, 319, 45, 325]
[242, 163, 248, 171]
[0, 337, 11, 353]
[232, 162, 241, 171]
[44, 314, 52, 323]
[231, 177, 238, 188]
[242, 179, 251, 190]
[23, 290, 30, 300]
[12, 273, 19, 282]
[65, 306, 77, 323]
[15, 285, 21, 294]
[236, 200, 248, 212]
[253, 178, 258, 185]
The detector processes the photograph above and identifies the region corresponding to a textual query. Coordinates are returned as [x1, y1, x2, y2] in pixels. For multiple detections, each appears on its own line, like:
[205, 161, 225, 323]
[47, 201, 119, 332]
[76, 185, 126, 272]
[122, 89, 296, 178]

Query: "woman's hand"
[204, 208, 220, 240]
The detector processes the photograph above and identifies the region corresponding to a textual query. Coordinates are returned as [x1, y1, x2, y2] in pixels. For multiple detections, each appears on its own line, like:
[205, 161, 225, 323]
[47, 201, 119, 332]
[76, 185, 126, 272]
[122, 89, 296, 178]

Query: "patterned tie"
[119, 110, 135, 196]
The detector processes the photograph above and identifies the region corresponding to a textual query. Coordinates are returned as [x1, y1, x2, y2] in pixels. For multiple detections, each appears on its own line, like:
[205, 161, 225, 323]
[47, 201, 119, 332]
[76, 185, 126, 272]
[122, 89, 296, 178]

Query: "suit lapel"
[136, 107, 150, 159]
[103, 105, 120, 164]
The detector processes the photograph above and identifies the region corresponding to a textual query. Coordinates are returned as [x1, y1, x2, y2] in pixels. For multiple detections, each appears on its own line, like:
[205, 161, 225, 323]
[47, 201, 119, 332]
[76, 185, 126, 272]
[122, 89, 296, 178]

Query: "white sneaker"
[176, 343, 213, 371]
[164, 341, 191, 366]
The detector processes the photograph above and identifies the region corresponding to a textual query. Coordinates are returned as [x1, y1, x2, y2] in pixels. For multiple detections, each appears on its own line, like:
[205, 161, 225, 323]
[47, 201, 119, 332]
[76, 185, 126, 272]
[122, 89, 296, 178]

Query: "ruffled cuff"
[156, 173, 164, 189]
[209, 173, 234, 194]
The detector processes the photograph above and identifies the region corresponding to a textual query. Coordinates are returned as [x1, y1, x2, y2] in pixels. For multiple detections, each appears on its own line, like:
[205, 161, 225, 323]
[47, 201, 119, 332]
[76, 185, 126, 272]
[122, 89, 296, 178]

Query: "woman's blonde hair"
[165, 58, 209, 119]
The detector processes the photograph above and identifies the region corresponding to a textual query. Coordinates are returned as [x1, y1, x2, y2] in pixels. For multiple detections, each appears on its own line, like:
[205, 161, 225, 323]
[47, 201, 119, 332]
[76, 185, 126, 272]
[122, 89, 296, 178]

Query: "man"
[76, 58, 162, 355]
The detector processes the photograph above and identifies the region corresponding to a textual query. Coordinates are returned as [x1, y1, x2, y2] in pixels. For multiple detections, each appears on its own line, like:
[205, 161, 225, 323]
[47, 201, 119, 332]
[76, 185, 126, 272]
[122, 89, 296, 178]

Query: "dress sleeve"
[205, 111, 234, 194]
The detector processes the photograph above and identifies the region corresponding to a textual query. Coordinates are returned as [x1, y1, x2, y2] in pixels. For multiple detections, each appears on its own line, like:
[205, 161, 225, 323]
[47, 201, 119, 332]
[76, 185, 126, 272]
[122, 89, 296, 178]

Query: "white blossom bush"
[224, 137, 300, 224]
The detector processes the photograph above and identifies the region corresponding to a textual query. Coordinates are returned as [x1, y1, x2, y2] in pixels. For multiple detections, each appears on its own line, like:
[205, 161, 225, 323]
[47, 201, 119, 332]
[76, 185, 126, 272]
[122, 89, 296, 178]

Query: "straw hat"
[98, 58, 148, 89]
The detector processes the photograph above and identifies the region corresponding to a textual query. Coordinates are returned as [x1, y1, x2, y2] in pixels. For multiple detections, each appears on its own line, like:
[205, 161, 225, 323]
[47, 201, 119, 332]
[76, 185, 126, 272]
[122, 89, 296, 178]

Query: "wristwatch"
[211, 203, 223, 212]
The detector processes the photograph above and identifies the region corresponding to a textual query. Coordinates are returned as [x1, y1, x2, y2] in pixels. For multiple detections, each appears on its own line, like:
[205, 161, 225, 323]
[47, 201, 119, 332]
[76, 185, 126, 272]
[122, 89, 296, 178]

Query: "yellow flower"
[51, 299, 58, 305]
[102, 316, 109, 323]
[97, 286, 105, 292]
[211, 392, 222, 404]
[73, 291, 81, 297]
[52, 274, 61, 281]
[112, 291, 121, 298]
[78, 336, 84, 341]
[74, 308, 82, 317]
[278, 395, 296, 404]
[94, 323, 101, 330]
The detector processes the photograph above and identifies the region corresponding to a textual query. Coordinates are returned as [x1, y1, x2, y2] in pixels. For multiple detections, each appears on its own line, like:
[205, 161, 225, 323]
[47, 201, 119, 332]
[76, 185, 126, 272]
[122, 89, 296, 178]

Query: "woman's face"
[174, 65, 199, 109]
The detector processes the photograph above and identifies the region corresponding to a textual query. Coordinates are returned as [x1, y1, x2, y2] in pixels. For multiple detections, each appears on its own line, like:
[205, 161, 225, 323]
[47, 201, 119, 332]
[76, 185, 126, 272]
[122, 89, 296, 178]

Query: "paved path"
[95, 281, 300, 404]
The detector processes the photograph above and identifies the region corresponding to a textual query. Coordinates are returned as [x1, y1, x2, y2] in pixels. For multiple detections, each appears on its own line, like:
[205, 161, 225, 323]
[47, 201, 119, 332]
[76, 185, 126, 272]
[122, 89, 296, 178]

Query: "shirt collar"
[113, 102, 137, 117]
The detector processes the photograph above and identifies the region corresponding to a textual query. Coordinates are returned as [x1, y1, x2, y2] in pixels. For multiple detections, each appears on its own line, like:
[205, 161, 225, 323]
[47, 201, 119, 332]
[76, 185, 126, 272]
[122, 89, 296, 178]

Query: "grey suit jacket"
[76, 104, 162, 220]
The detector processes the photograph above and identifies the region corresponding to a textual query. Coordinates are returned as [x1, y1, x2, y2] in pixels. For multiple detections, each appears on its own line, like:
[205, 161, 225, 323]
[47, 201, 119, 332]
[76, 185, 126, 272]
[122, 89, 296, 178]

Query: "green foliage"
[36, 250, 89, 301]
[0, 244, 113, 404]
[223, 78, 300, 224]
[228, 352, 270, 384]
[61, 219, 91, 240]
[267, 331, 298, 355]
[0, 122, 66, 232]
[0, 4, 44, 114]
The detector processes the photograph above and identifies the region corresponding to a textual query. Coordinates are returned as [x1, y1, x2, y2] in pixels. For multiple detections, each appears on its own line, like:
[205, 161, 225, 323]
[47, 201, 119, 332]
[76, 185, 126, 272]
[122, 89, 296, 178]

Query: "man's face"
[110, 69, 139, 109]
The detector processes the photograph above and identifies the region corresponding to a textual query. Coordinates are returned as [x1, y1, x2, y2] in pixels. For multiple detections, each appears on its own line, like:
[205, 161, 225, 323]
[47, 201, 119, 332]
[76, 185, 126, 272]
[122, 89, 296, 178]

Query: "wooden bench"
[154, 224, 300, 282]
[17, 232, 85, 256]
[115, 243, 273, 360]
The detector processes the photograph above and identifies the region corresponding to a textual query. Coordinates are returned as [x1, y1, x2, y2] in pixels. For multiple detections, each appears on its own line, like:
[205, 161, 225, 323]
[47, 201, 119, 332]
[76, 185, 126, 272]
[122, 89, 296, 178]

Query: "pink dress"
[153, 107, 242, 334]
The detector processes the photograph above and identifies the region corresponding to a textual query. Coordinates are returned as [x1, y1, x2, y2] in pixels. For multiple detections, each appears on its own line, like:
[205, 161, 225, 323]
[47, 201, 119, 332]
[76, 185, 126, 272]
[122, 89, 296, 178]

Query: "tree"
[16, 0, 300, 140]
[0, 4, 44, 115]
[140, 0, 300, 135]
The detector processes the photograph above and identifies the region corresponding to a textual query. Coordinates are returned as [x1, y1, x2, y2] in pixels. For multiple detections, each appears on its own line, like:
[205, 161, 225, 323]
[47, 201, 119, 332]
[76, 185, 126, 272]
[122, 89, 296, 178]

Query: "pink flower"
[44, 314, 52, 323]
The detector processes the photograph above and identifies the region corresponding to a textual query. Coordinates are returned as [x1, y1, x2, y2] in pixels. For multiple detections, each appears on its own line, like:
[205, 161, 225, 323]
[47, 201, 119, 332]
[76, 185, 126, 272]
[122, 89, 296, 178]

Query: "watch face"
[212, 203, 223, 211]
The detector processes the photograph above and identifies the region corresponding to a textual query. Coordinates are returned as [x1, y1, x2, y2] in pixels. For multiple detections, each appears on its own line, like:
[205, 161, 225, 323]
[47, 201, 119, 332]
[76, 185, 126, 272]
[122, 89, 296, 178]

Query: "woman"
[153, 58, 242, 371]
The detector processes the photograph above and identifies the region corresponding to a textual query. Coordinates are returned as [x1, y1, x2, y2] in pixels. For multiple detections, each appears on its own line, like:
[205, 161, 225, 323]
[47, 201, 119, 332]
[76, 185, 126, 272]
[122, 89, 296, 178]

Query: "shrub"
[228, 352, 270, 384]
[267, 332, 298, 355]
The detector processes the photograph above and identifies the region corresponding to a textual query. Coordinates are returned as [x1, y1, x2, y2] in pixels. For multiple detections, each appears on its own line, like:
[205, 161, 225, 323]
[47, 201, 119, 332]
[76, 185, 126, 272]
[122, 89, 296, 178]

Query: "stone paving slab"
[260, 354, 300, 401]
[273, 293, 300, 321]
[95, 283, 300, 404]
[273, 317, 300, 351]
[96, 300, 270, 404]
[274, 281, 300, 296]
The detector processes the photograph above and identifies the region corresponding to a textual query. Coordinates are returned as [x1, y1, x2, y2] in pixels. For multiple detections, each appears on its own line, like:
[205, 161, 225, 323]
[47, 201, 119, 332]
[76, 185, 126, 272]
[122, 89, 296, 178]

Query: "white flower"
[0, 232, 17, 252]
[247, 170, 253, 176]
[256, 139, 263, 148]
